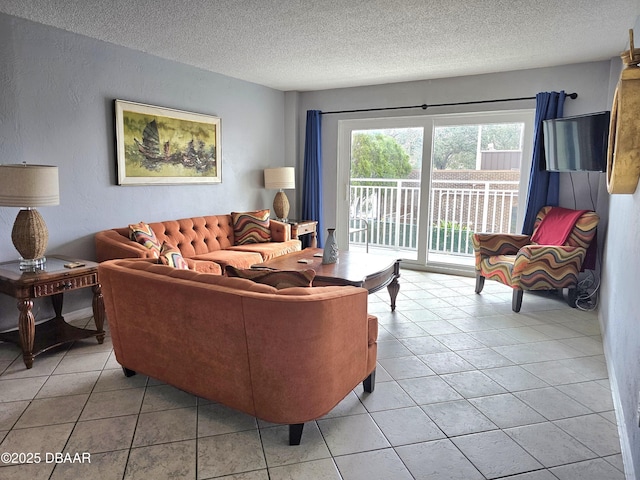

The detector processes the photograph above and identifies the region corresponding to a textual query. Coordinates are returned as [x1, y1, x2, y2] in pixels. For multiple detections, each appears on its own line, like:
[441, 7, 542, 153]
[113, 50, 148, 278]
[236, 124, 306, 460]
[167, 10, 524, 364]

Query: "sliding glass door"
[427, 116, 531, 268]
[348, 126, 423, 261]
[337, 110, 534, 273]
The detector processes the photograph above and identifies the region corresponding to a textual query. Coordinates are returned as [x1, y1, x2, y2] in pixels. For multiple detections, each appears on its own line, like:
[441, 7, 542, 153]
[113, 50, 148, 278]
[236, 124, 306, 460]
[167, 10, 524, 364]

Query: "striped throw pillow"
[231, 210, 271, 245]
[159, 241, 189, 269]
[129, 222, 161, 258]
[225, 266, 314, 289]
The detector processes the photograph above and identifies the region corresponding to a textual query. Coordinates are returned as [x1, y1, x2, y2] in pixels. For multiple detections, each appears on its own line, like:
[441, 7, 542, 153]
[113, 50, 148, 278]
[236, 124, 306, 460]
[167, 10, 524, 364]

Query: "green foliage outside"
[432, 125, 478, 170]
[350, 123, 523, 174]
[480, 123, 523, 150]
[351, 133, 413, 179]
[432, 123, 524, 170]
[381, 128, 423, 168]
[433, 220, 469, 232]
[430, 220, 473, 254]
[353, 219, 474, 254]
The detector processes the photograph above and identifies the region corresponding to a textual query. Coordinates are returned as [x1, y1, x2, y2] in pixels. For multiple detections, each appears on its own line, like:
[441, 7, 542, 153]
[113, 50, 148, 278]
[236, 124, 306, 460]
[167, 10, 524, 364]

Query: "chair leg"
[475, 274, 485, 294]
[512, 289, 523, 312]
[363, 369, 376, 393]
[289, 423, 304, 445]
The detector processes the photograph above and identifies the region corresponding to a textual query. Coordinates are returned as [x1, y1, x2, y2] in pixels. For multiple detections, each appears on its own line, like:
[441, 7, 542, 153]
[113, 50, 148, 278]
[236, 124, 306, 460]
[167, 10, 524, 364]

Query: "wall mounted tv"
[542, 111, 610, 172]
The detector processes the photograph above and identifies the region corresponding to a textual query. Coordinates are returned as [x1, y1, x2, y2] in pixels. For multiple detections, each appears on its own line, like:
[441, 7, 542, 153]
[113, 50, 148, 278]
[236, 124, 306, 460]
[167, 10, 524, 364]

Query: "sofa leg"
[289, 423, 304, 445]
[512, 289, 523, 312]
[122, 367, 136, 377]
[475, 275, 485, 294]
[363, 369, 376, 393]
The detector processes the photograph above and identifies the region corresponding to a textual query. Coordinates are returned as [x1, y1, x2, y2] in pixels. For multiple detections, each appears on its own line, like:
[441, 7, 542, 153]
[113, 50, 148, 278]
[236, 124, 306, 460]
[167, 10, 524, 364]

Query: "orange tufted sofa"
[95, 214, 301, 274]
[99, 259, 378, 445]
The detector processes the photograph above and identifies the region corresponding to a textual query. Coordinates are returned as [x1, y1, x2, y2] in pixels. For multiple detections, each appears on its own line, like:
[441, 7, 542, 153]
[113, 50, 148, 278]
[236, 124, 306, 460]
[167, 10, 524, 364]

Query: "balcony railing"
[349, 177, 519, 256]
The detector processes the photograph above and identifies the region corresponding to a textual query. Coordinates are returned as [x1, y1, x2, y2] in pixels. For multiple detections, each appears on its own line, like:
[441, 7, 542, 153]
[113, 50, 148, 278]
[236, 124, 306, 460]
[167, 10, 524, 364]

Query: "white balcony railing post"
[481, 182, 490, 233]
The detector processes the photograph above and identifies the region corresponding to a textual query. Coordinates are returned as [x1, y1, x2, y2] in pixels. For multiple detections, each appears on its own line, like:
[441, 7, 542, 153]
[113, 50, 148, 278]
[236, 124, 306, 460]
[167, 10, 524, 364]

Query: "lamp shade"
[0, 164, 59, 207]
[264, 167, 295, 190]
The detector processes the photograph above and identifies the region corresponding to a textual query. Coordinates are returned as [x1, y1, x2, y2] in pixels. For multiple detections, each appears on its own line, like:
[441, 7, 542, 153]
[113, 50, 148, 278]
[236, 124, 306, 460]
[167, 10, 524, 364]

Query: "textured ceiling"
[1, 0, 639, 91]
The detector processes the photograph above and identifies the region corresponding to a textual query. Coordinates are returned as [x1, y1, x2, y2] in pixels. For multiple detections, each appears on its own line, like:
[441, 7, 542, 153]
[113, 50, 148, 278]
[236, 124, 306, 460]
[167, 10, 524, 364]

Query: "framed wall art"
[115, 100, 221, 185]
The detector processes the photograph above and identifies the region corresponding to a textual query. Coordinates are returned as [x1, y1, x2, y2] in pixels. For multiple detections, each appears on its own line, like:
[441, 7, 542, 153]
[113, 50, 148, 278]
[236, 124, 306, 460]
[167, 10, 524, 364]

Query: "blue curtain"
[521, 91, 566, 234]
[301, 110, 324, 247]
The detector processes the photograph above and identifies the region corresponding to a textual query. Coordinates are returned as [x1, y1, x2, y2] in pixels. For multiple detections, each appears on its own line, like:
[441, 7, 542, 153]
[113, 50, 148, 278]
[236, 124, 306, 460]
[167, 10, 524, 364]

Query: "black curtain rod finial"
[567, 92, 578, 99]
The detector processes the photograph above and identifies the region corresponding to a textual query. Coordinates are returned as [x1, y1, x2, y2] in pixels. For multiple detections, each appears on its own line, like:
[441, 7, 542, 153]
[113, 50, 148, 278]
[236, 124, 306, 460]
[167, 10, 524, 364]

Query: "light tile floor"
[0, 270, 626, 479]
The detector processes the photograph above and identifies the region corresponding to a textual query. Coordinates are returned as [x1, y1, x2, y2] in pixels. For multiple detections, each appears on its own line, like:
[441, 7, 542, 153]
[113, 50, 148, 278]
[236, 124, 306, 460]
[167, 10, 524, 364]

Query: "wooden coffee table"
[255, 248, 401, 311]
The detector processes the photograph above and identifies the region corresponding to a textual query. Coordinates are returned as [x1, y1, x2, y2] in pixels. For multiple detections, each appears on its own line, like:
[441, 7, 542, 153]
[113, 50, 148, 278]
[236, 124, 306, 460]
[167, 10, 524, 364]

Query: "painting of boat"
[115, 100, 221, 185]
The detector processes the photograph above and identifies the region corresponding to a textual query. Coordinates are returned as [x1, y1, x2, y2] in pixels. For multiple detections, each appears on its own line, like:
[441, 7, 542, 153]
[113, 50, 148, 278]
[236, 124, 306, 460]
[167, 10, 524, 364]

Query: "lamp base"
[273, 190, 290, 222]
[11, 208, 50, 271]
[19, 256, 47, 272]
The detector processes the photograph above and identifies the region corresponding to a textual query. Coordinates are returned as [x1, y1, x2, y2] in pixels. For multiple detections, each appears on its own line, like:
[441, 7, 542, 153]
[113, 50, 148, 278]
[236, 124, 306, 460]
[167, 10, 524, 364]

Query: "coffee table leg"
[387, 278, 400, 311]
[387, 261, 401, 311]
[92, 284, 106, 344]
[17, 299, 36, 369]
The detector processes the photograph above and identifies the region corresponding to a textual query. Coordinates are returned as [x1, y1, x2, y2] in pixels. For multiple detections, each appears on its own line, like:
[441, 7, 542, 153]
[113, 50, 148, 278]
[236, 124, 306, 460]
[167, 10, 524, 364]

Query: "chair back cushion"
[532, 206, 599, 249]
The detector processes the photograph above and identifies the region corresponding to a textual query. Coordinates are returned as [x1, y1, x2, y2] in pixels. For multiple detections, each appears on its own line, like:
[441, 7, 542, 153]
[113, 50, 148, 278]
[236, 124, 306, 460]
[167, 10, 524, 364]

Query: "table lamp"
[264, 167, 295, 221]
[0, 164, 60, 271]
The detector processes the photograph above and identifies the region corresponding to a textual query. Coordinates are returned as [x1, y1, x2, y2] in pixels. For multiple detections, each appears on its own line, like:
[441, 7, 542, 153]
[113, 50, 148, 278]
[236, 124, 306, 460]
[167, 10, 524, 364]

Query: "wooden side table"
[0, 255, 105, 368]
[289, 220, 318, 248]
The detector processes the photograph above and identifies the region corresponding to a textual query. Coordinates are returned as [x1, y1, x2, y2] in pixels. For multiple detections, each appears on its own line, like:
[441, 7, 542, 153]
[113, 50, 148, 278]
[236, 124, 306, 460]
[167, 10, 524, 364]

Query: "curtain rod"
[320, 92, 578, 115]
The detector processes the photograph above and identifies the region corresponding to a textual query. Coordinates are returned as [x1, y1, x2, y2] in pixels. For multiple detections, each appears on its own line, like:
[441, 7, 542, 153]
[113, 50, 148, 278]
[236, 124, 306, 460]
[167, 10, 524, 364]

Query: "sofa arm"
[95, 230, 154, 262]
[472, 233, 531, 270]
[511, 245, 586, 289]
[269, 219, 291, 242]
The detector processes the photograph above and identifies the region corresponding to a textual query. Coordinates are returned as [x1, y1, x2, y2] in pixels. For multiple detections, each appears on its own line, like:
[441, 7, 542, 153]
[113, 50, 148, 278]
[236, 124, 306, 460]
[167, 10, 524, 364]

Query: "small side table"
[289, 220, 318, 248]
[0, 255, 106, 368]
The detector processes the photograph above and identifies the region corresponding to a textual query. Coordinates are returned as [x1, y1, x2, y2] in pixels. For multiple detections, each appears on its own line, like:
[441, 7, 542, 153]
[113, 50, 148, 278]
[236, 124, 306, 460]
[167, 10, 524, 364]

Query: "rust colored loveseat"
[98, 259, 378, 445]
[95, 214, 301, 273]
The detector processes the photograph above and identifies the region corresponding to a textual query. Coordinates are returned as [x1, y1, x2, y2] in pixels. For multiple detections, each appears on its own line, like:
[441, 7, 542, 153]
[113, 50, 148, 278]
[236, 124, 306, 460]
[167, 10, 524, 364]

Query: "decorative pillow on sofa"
[159, 241, 189, 270]
[231, 210, 271, 245]
[129, 222, 161, 258]
[225, 265, 315, 289]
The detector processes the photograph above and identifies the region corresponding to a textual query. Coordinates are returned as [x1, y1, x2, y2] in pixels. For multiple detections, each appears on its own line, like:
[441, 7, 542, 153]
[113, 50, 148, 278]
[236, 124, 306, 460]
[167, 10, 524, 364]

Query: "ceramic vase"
[322, 228, 339, 264]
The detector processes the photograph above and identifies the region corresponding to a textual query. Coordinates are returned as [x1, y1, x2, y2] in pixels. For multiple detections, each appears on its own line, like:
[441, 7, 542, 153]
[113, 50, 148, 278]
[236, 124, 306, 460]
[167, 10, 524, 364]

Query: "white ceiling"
[1, 0, 639, 91]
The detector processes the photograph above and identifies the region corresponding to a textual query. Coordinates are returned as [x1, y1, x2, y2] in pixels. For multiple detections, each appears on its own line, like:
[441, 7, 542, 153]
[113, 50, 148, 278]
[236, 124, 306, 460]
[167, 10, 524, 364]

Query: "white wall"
[294, 59, 638, 476]
[0, 13, 285, 329]
[598, 18, 640, 478]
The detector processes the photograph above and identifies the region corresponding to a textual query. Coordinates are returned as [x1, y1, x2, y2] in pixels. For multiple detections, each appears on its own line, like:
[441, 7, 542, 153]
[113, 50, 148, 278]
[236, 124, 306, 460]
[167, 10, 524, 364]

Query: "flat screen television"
[542, 111, 610, 172]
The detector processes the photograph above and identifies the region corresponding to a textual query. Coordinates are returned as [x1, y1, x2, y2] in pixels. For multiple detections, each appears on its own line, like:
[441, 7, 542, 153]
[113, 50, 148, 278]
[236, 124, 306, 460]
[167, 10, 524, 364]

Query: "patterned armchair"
[472, 206, 599, 312]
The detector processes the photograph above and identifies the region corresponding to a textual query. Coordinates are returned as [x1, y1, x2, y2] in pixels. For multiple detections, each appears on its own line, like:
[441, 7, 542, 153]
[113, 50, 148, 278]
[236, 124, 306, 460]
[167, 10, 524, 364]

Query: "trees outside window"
[432, 123, 524, 170]
[351, 131, 413, 179]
